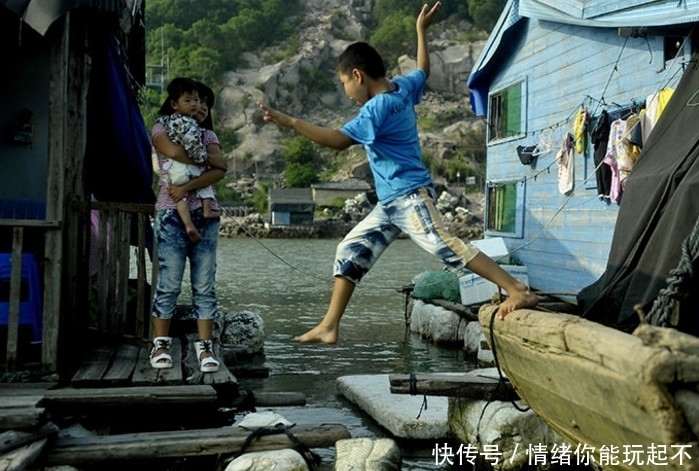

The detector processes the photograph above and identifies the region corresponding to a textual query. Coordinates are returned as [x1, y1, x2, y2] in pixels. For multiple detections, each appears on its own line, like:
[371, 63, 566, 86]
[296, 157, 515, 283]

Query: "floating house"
[0, 1, 153, 374]
[467, 0, 699, 306]
[310, 179, 372, 208]
[268, 188, 315, 226]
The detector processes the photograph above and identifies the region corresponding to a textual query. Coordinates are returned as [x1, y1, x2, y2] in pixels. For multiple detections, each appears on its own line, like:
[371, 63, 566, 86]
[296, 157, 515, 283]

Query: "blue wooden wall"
[485, 18, 687, 301]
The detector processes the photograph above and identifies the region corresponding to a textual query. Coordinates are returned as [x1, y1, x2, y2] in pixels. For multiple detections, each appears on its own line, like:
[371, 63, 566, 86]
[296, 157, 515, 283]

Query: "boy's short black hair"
[336, 42, 386, 80]
[158, 77, 199, 115]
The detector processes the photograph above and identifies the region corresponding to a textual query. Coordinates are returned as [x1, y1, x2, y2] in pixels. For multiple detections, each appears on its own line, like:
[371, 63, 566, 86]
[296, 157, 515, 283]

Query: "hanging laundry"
[573, 107, 590, 154]
[556, 132, 575, 195]
[592, 110, 612, 200]
[618, 114, 641, 187]
[603, 119, 625, 203]
[639, 88, 674, 143]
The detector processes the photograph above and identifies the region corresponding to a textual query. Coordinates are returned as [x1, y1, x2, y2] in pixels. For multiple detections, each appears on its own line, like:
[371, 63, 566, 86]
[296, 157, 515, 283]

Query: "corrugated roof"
[311, 179, 372, 191]
[467, 0, 699, 115]
[519, 0, 699, 27]
[0, 0, 123, 35]
[268, 188, 314, 203]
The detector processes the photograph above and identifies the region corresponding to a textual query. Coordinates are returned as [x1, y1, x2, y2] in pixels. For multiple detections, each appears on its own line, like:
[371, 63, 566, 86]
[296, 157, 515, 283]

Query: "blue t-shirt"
[341, 69, 432, 204]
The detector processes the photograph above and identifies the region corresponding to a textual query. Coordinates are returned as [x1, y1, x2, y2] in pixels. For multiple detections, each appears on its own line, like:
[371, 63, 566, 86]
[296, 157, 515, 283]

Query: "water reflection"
[215, 237, 471, 470]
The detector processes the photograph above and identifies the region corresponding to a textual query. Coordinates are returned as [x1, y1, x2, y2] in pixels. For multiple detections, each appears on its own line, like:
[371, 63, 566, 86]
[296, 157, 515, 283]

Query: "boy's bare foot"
[204, 208, 221, 219]
[497, 289, 539, 320]
[186, 226, 203, 243]
[294, 324, 339, 344]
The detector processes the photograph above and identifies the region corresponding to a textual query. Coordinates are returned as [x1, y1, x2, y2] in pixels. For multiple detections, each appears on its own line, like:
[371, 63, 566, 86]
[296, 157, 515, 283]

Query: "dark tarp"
[0, 0, 120, 35]
[85, 31, 154, 205]
[577, 53, 699, 334]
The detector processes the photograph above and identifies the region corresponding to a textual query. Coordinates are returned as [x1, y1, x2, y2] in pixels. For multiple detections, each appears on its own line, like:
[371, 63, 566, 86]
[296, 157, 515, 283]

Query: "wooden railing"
[0, 202, 155, 372]
[0, 220, 58, 371]
[81, 202, 155, 342]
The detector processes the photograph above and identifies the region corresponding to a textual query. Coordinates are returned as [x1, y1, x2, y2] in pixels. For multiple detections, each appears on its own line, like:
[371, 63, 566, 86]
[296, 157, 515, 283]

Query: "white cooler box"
[459, 265, 529, 305]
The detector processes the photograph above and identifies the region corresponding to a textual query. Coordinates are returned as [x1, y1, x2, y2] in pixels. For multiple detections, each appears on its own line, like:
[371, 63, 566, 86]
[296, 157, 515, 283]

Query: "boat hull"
[479, 305, 699, 471]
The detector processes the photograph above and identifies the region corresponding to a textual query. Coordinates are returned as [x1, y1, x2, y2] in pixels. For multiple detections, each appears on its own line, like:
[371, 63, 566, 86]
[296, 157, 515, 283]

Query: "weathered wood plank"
[0, 383, 56, 395]
[5, 230, 23, 372]
[183, 333, 237, 386]
[131, 339, 182, 386]
[388, 373, 518, 401]
[70, 346, 114, 386]
[42, 14, 70, 372]
[0, 423, 58, 455]
[0, 437, 48, 471]
[45, 423, 351, 465]
[101, 343, 140, 385]
[39, 385, 217, 409]
[0, 408, 44, 432]
[0, 397, 43, 410]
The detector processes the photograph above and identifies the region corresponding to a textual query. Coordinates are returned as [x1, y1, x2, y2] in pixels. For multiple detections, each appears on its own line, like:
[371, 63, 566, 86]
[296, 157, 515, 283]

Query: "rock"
[448, 392, 564, 471]
[224, 448, 309, 471]
[216, 1, 487, 188]
[57, 423, 95, 440]
[464, 321, 484, 355]
[409, 299, 468, 345]
[226, 412, 310, 471]
[220, 310, 266, 353]
[335, 437, 401, 471]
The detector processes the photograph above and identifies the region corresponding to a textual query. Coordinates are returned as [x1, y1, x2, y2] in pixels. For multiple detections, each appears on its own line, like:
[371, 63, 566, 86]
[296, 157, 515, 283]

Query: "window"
[485, 180, 524, 237]
[664, 36, 685, 63]
[489, 80, 525, 142]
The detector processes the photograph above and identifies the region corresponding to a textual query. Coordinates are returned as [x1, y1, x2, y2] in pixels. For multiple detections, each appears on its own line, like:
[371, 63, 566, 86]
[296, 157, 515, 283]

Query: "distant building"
[311, 179, 372, 207]
[268, 188, 315, 226]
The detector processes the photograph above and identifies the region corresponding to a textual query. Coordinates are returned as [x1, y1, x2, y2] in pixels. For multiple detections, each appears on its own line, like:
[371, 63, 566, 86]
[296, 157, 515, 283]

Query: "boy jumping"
[258, 2, 538, 343]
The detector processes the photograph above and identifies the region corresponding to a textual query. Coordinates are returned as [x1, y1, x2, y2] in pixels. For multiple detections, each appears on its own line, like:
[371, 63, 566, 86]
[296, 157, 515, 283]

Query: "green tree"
[466, 0, 506, 32]
[145, 0, 301, 93]
[284, 163, 319, 188]
[252, 182, 270, 213]
[281, 136, 320, 187]
[370, 13, 415, 65]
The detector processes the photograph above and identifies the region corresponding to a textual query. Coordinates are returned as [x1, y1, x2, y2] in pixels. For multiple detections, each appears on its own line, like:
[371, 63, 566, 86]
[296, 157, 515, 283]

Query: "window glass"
[489, 81, 523, 142]
[485, 180, 524, 237]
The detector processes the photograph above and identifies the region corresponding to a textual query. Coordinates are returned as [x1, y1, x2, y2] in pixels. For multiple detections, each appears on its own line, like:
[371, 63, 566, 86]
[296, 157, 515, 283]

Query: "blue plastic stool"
[0, 253, 42, 342]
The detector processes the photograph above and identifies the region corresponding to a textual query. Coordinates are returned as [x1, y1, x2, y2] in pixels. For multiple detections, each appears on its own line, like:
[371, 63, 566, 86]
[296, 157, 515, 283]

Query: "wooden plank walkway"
[70, 338, 237, 388]
[45, 423, 351, 466]
[0, 383, 341, 469]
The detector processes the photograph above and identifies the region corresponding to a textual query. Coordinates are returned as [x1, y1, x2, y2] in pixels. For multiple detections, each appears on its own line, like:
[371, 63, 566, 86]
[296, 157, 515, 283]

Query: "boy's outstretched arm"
[416, 1, 441, 77]
[257, 102, 355, 150]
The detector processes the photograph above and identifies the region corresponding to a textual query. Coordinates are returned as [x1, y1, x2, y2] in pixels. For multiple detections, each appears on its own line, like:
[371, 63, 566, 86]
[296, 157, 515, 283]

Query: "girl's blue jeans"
[152, 208, 219, 320]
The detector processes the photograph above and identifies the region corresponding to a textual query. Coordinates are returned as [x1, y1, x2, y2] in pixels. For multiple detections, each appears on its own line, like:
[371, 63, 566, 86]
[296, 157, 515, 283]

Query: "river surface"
[210, 237, 472, 470]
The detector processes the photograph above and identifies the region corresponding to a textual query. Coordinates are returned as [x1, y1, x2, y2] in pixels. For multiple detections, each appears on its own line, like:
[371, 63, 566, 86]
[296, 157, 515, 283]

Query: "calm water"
[211, 237, 472, 470]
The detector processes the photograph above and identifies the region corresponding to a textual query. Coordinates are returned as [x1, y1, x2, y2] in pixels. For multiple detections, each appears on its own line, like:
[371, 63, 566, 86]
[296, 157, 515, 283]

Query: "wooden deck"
[70, 337, 237, 388]
[0, 331, 335, 469]
[0, 381, 345, 469]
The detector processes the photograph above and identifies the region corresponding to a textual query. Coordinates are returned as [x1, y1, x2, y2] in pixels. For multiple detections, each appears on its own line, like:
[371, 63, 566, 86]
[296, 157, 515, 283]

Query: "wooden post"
[5, 228, 23, 371]
[43, 13, 70, 372]
[135, 213, 147, 339]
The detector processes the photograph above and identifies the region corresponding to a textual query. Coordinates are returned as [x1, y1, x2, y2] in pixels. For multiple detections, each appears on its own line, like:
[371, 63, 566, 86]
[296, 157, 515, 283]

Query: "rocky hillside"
[216, 0, 489, 188]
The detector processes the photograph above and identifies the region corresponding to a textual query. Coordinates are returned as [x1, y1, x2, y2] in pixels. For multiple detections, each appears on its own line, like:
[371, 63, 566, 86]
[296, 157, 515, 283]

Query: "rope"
[232, 423, 321, 470]
[488, 307, 530, 413]
[645, 215, 699, 327]
[408, 372, 429, 419]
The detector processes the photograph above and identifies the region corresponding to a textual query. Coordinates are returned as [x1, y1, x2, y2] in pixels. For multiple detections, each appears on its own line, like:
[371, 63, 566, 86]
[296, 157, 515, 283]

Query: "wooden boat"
[479, 304, 699, 471]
